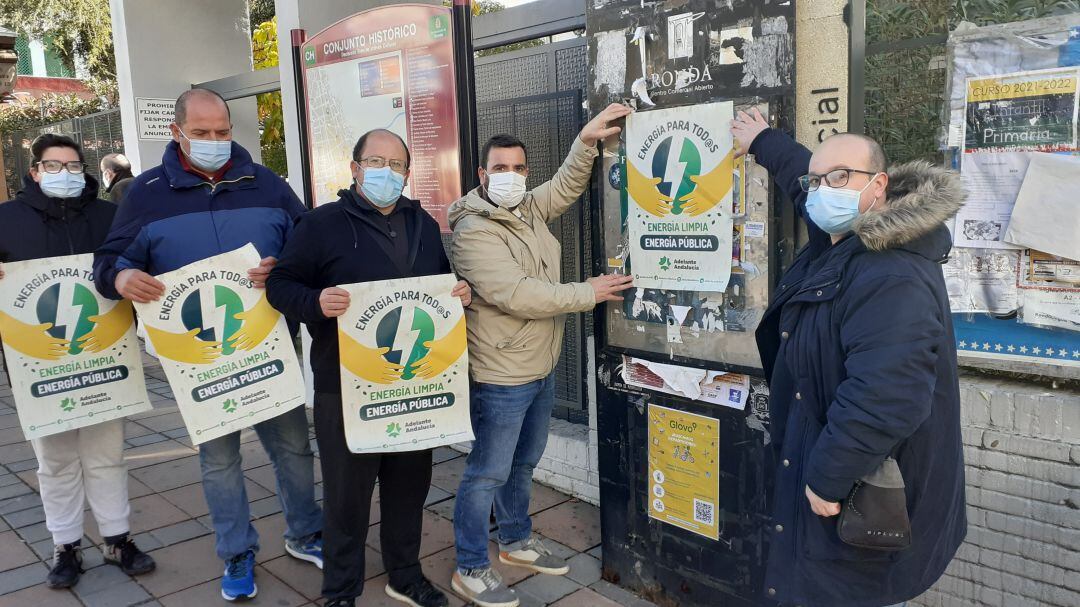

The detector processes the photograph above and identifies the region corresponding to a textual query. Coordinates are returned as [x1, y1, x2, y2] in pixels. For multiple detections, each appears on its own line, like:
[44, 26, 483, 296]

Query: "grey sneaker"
[498, 537, 569, 575]
[451, 567, 519, 607]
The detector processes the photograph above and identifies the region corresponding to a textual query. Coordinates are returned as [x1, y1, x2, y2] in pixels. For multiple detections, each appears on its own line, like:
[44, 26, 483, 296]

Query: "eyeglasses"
[36, 160, 86, 174]
[358, 156, 408, 174]
[798, 168, 878, 192]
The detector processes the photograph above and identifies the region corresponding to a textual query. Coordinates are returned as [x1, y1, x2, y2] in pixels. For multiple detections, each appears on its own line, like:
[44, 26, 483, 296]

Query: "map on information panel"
[301, 4, 462, 231]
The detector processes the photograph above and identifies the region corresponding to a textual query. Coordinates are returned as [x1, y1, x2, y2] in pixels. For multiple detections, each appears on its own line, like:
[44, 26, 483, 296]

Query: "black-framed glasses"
[358, 156, 408, 174]
[798, 168, 878, 192]
[36, 160, 86, 174]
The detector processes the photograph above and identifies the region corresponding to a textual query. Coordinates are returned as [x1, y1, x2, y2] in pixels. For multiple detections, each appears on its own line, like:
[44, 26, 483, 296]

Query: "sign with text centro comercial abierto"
[132, 244, 305, 445]
[338, 273, 472, 453]
[0, 254, 151, 439]
[301, 4, 462, 232]
[625, 101, 735, 291]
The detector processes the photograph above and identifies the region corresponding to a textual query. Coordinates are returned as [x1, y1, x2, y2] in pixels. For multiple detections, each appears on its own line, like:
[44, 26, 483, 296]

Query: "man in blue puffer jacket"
[732, 108, 967, 607]
[94, 88, 323, 602]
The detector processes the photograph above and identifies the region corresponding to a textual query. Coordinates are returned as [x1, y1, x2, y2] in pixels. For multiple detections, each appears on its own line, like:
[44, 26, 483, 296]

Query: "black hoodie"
[0, 174, 116, 263]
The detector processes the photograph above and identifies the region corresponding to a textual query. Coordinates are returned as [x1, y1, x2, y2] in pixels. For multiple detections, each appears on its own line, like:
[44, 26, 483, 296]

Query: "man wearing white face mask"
[94, 88, 323, 602]
[0, 134, 156, 590]
[446, 104, 635, 607]
[731, 109, 967, 607]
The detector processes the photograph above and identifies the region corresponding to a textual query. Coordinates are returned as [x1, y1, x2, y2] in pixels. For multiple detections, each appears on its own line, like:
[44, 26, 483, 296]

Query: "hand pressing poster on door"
[626, 101, 735, 291]
[133, 244, 305, 445]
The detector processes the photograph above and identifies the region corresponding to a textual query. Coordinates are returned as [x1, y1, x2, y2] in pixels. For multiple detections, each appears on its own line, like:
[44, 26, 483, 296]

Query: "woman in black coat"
[733, 109, 967, 607]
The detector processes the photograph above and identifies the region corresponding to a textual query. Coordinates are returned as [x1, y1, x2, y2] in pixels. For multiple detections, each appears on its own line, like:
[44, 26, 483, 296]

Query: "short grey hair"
[174, 88, 231, 127]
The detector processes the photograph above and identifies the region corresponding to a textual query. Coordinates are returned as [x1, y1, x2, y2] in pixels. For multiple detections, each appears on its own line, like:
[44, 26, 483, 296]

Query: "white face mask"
[485, 171, 527, 209]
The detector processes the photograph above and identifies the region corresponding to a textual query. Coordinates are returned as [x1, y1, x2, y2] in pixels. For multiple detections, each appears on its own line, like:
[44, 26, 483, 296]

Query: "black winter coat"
[752, 129, 967, 607]
[0, 174, 115, 263]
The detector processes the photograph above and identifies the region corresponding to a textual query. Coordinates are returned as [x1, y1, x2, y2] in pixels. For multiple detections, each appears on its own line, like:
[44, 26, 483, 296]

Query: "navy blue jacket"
[93, 141, 305, 298]
[752, 129, 967, 607]
[265, 188, 451, 394]
[0, 174, 114, 263]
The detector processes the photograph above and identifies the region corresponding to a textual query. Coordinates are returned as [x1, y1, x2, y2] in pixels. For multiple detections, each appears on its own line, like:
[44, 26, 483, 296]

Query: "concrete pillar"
[110, 0, 260, 174]
[794, 0, 850, 150]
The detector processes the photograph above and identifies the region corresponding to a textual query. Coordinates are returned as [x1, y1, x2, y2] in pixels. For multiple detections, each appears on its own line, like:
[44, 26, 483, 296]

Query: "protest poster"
[133, 244, 305, 445]
[625, 101, 735, 291]
[338, 273, 472, 453]
[0, 254, 150, 439]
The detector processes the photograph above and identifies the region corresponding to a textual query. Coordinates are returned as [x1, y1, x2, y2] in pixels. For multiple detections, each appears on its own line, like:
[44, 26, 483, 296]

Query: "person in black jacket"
[266, 129, 471, 607]
[99, 153, 135, 204]
[0, 134, 155, 590]
[731, 109, 967, 607]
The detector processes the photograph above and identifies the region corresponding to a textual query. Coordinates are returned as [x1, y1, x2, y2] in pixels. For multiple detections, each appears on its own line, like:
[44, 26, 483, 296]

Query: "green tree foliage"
[248, 0, 276, 27]
[0, 0, 115, 81]
[252, 17, 286, 176]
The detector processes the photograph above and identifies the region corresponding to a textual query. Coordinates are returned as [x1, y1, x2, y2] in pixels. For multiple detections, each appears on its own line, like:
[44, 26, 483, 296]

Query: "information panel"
[647, 403, 720, 540]
[301, 4, 462, 231]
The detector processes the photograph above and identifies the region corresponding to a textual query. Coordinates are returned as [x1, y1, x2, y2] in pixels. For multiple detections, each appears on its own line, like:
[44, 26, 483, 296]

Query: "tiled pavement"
[0, 356, 658, 607]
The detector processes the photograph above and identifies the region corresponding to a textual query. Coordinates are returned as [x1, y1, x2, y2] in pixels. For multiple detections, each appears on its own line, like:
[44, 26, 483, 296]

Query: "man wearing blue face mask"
[266, 129, 471, 607]
[731, 109, 967, 607]
[0, 134, 157, 590]
[93, 88, 323, 602]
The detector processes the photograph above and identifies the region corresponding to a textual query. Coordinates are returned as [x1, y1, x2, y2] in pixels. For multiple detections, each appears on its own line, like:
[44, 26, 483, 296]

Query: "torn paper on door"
[622, 356, 748, 410]
[943, 248, 1019, 314]
[1003, 152, 1080, 261]
[955, 152, 1029, 248]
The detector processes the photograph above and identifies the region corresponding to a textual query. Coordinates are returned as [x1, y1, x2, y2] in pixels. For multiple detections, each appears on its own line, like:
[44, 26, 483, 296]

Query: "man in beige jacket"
[448, 104, 634, 607]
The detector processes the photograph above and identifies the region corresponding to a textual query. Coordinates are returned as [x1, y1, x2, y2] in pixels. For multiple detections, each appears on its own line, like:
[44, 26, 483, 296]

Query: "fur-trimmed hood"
[853, 160, 965, 252]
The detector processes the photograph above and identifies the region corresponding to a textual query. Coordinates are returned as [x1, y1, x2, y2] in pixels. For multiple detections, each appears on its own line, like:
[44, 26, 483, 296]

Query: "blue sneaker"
[285, 531, 323, 570]
[221, 550, 257, 602]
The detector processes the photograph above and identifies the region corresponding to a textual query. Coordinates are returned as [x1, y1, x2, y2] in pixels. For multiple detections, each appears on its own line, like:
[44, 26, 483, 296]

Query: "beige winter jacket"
[448, 137, 599, 385]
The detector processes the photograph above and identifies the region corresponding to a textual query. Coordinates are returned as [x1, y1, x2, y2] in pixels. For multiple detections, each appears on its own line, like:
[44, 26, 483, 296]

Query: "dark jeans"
[314, 392, 433, 601]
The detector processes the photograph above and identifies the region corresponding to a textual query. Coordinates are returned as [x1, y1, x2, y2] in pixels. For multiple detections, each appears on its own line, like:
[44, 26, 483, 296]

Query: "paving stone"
[425, 484, 452, 506]
[127, 476, 155, 499]
[550, 587, 624, 607]
[252, 512, 289, 563]
[248, 495, 283, 519]
[162, 428, 189, 439]
[0, 481, 32, 500]
[16, 469, 38, 491]
[429, 457, 467, 493]
[0, 561, 47, 594]
[511, 568, 583, 603]
[136, 412, 187, 434]
[0, 529, 38, 571]
[149, 519, 213, 547]
[122, 439, 195, 471]
[123, 421, 156, 440]
[531, 500, 601, 553]
[0, 582, 82, 606]
[0, 427, 29, 447]
[17, 521, 52, 544]
[3, 504, 46, 528]
[426, 495, 455, 521]
[564, 552, 602, 587]
[589, 580, 658, 607]
[79, 579, 153, 607]
[586, 544, 602, 560]
[260, 554, 324, 601]
[129, 454, 203, 492]
[157, 565, 306, 607]
[433, 446, 462, 464]
[0, 441, 35, 465]
[509, 584, 546, 607]
[5, 458, 38, 473]
[126, 433, 170, 447]
[0, 473, 20, 487]
[135, 534, 220, 597]
[238, 440, 273, 471]
[69, 558, 130, 596]
[366, 510, 455, 559]
[130, 531, 164, 553]
[529, 482, 573, 515]
[128, 494, 191, 534]
[0, 413, 21, 430]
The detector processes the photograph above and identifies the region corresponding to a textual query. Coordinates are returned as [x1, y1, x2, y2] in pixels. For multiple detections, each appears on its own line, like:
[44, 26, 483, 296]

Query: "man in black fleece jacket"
[266, 129, 470, 607]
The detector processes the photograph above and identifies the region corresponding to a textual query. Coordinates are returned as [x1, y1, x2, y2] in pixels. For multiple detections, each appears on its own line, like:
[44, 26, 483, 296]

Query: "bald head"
[813, 132, 887, 174]
[174, 88, 231, 128]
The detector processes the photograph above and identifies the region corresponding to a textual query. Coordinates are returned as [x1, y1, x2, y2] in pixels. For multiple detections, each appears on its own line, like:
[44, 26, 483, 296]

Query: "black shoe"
[325, 599, 355, 607]
[385, 577, 450, 607]
[103, 535, 156, 575]
[46, 542, 83, 589]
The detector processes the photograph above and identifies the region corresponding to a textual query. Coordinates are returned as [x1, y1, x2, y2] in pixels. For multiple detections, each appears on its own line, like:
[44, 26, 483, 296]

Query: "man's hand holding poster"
[0, 254, 150, 439]
[133, 244, 305, 445]
[338, 273, 472, 453]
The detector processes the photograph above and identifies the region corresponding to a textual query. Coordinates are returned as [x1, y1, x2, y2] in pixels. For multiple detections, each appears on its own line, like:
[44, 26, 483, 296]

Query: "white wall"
[110, 0, 259, 174]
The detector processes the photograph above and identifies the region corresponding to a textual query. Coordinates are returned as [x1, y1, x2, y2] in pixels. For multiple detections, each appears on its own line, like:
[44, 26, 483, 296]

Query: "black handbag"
[837, 457, 912, 551]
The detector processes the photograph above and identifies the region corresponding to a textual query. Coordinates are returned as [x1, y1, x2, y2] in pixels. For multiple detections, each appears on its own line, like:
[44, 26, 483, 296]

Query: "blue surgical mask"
[179, 129, 232, 172]
[359, 166, 405, 208]
[39, 170, 86, 199]
[805, 176, 880, 235]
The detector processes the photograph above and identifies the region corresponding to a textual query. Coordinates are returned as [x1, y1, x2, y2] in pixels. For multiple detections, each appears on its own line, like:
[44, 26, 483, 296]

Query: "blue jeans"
[199, 404, 322, 561]
[454, 375, 555, 570]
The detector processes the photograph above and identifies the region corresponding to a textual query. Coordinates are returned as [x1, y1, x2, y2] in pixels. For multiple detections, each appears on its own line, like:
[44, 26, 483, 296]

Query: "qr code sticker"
[693, 499, 714, 525]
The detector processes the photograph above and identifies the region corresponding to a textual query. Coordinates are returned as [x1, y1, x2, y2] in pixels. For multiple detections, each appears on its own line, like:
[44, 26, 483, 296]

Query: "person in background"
[0, 134, 155, 590]
[100, 153, 135, 204]
[93, 88, 323, 603]
[446, 104, 634, 607]
[731, 108, 966, 607]
[267, 128, 471, 607]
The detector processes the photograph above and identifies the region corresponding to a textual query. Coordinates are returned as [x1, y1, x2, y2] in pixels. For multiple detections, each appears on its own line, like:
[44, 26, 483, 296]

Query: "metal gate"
[473, 37, 591, 422]
[1, 108, 124, 198]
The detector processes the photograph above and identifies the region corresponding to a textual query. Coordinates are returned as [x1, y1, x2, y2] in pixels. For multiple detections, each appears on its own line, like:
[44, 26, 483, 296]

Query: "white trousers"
[31, 419, 130, 545]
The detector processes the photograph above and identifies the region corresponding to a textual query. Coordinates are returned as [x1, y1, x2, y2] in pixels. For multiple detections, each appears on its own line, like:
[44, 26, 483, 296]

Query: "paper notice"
[1004, 153, 1080, 261]
[955, 152, 1029, 248]
[1019, 289, 1080, 332]
[622, 356, 749, 410]
[943, 248, 1019, 314]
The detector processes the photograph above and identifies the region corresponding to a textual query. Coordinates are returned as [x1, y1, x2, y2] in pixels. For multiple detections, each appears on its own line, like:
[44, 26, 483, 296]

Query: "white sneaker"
[451, 567, 519, 607]
[499, 537, 570, 575]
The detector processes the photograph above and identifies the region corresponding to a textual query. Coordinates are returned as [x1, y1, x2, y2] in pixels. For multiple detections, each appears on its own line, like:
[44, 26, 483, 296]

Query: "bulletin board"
[942, 16, 1080, 379]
